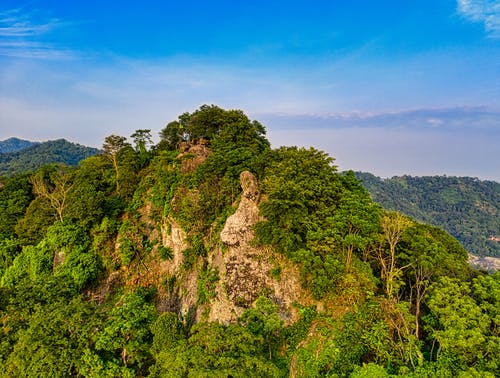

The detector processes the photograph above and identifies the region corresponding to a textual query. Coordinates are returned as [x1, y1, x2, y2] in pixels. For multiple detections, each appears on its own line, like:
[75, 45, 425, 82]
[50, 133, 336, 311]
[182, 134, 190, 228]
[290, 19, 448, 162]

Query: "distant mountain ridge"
[355, 172, 500, 258]
[0, 137, 38, 153]
[0, 138, 101, 177]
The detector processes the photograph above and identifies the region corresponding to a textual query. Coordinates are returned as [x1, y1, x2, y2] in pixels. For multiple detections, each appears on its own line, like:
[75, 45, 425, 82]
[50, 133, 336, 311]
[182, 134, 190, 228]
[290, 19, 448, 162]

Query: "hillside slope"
[0, 139, 100, 176]
[355, 172, 500, 258]
[0, 137, 38, 153]
[0, 106, 497, 377]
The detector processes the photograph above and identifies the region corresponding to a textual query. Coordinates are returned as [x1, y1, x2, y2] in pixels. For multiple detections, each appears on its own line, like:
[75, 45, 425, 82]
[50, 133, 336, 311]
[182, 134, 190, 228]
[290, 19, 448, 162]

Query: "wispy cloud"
[257, 106, 500, 133]
[0, 7, 73, 59]
[457, 0, 500, 38]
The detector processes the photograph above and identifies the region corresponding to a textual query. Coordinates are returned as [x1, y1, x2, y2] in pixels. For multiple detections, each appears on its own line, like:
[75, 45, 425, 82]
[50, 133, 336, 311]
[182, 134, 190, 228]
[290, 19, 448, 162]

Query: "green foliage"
[197, 265, 219, 305]
[425, 276, 499, 375]
[65, 155, 113, 229]
[14, 196, 55, 245]
[158, 245, 173, 260]
[134, 149, 181, 224]
[284, 306, 317, 350]
[56, 250, 102, 290]
[131, 129, 153, 167]
[94, 291, 156, 373]
[351, 363, 391, 377]
[91, 216, 120, 270]
[78, 349, 136, 378]
[399, 222, 470, 286]
[116, 146, 140, 199]
[239, 296, 283, 360]
[0, 174, 33, 239]
[183, 105, 224, 142]
[0, 137, 36, 153]
[472, 272, 500, 326]
[0, 138, 100, 177]
[181, 234, 207, 269]
[0, 106, 496, 377]
[159, 105, 269, 152]
[256, 149, 379, 299]
[158, 121, 183, 151]
[117, 219, 140, 266]
[2, 222, 91, 289]
[151, 312, 185, 355]
[256, 147, 341, 254]
[45, 221, 91, 251]
[131, 129, 153, 153]
[356, 172, 500, 257]
[2, 297, 97, 377]
[327, 174, 381, 271]
[0, 238, 20, 277]
[1, 241, 54, 287]
[151, 322, 283, 377]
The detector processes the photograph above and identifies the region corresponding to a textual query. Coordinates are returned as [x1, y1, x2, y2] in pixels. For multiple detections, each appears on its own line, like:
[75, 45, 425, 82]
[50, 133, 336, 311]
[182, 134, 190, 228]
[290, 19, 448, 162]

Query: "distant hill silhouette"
[0, 137, 38, 153]
[0, 138, 101, 177]
[355, 172, 500, 258]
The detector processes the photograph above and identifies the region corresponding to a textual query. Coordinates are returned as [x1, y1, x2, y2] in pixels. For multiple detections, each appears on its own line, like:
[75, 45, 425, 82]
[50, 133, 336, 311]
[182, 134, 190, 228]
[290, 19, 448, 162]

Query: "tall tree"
[401, 223, 469, 339]
[131, 129, 153, 153]
[330, 190, 380, 272]
[102, 135, 129, 193]
[159, 121, 183, 151]
[29, 165, 73, 222]
[377, 212, 412, 298]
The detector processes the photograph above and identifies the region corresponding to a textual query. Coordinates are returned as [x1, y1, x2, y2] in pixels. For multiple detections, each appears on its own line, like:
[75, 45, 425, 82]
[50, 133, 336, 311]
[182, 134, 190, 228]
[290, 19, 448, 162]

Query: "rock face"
[209, 171, 303, 324]
[158, 215, 199, 316]
[161, 215, 189, 275]
[177, 142, 211, 173]
[220, 171, 261, 246]
[125, 169, 306, 325]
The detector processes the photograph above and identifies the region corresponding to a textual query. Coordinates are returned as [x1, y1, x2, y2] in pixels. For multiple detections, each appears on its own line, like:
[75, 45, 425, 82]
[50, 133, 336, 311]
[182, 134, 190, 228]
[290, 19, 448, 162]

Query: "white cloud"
[0, 14, 57, 37]
[257, 106, 500, 132]
[457, 0, 500, 38]
[0, 7, 73, 59]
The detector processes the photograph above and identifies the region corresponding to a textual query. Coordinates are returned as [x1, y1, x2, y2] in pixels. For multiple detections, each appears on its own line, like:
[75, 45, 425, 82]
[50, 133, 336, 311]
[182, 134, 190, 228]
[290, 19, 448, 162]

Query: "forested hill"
[355, 172, 500, 258]
[0, 137, 38, 153]
[0, 106, 498, 377]
[0, 138, 100, 177]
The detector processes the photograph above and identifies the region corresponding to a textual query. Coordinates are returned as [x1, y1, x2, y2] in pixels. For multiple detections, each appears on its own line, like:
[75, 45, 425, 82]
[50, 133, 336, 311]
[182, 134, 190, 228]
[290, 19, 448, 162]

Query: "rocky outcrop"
[123, 170, 306, 325]
[219, 171, 261, 246]
[157, 215, 199, 316]
[161, 215, 189, 275]
[177, 142, 211, 173]
[209, 171, 303, 324]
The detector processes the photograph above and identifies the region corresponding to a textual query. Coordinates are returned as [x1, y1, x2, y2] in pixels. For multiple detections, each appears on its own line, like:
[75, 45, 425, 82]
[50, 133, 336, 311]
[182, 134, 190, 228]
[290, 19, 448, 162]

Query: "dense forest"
[0, 105, 498, 377]
[0, 138, 100, 177]
[355, 172, 500, 258]
[0, 138, 38, 154]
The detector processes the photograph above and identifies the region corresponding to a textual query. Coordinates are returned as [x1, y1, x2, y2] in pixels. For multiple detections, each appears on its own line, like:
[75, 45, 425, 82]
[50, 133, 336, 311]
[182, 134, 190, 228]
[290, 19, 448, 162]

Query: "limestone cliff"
[208, 171, 304, 324]
[112, 167, 308, 326]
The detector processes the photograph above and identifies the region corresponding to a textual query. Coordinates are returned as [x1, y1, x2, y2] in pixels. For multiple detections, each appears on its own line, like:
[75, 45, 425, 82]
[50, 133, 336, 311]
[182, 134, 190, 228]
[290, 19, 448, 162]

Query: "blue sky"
[0, 1, 499, 180]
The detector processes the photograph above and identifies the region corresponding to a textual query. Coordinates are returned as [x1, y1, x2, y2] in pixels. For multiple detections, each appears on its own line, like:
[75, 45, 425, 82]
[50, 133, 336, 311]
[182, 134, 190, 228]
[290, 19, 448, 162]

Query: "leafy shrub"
[158, 246, 173, 260]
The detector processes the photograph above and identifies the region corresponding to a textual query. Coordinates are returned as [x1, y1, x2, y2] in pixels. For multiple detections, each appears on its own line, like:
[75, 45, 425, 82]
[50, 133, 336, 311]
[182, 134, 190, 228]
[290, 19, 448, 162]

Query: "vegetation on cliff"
[0, 105, 498, 377]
